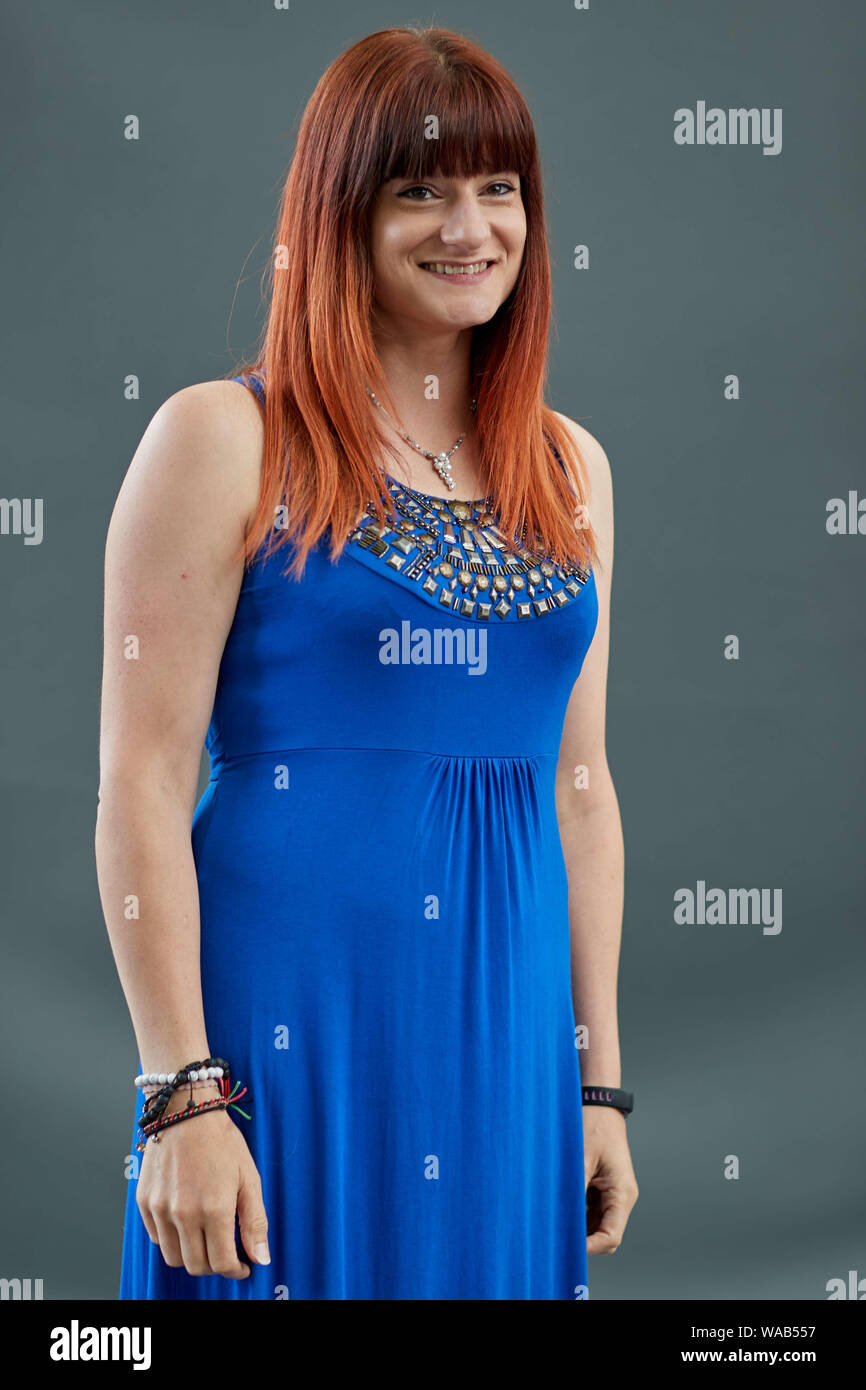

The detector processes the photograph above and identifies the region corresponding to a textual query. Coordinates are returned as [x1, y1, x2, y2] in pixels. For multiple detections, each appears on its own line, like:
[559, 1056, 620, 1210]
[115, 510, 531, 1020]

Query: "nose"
[437, 191, 490, 252]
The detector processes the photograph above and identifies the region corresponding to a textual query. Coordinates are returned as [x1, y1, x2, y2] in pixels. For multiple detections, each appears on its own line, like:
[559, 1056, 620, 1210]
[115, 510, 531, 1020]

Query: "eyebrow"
[392, 171, 519, 184]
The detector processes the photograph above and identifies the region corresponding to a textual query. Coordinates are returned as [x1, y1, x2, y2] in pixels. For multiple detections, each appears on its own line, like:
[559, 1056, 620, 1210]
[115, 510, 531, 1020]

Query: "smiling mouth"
[419, 260, 495, 277]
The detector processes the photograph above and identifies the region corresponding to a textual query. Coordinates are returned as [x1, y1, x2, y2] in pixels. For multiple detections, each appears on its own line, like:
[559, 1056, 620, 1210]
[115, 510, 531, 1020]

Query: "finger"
[586, 1227, 622, 1255]
[175, 1222, 212, 1277]
[152, 1211, 184, 1268]
[586, 1192, 632, 1254]
[237, 1171, 270, 1268]
[136, 1197, 160, 1245]
[204, 1212, 251, 1280]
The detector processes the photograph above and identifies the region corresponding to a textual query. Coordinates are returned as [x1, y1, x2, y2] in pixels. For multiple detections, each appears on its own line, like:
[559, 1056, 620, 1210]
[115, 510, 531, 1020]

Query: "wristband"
[581, 1085, 633, 1115]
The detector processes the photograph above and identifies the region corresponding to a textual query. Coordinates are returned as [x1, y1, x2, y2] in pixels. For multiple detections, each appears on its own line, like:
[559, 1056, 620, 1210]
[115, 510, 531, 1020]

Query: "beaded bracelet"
[136, 1056, 248, 1140]
[135, 1064, 226, 1089]
[141, 1077, 218, 1097]
[137, 1079, 250, 1149]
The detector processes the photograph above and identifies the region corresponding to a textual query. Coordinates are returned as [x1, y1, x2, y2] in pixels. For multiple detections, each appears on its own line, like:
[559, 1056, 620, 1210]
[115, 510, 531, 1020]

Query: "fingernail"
[254, 1242, 271, 1265]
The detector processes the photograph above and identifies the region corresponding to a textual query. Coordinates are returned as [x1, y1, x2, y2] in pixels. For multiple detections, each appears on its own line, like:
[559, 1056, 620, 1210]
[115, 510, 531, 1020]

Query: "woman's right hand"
[136, 1090, 270, 1280]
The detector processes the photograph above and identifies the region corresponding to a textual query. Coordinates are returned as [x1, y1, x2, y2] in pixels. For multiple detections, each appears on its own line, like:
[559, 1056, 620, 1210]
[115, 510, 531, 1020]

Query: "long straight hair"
[229, 26, 599, 580]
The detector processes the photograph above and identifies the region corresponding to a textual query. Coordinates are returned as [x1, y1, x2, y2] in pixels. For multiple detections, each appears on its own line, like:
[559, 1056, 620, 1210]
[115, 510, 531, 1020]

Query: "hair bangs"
[376, 69, 536, 187]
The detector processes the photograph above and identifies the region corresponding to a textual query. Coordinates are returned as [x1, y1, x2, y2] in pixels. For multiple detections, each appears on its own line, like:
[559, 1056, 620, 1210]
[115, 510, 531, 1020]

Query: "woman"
[97, 25, 637, 1301]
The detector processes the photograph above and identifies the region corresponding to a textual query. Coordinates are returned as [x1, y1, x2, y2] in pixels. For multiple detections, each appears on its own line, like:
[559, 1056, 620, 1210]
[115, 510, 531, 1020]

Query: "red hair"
[228, 25, 599, 579]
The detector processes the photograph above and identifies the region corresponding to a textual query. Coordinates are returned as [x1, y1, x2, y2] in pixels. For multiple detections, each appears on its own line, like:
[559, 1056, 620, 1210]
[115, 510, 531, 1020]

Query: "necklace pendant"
[367, 388, 474, 497]
[433, 452, 455, 489]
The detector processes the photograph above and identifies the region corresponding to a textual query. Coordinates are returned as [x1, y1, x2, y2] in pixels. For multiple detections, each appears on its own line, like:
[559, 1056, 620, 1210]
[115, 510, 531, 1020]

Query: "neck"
[370, 320, 476, 445]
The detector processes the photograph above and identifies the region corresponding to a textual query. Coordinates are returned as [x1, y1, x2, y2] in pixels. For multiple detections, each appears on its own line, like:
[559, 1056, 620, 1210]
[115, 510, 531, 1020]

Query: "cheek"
[505, 230, 526, 287]
[500, 212, 527, 261]
[373, 227, 413, 283]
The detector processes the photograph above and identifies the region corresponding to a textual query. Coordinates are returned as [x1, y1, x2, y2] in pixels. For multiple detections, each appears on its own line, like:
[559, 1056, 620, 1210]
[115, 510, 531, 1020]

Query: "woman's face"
[369, 169, 526, 336]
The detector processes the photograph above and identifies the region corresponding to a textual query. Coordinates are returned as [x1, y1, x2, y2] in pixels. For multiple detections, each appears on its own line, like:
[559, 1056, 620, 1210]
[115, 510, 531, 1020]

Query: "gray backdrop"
[1, 0, 863, 1300]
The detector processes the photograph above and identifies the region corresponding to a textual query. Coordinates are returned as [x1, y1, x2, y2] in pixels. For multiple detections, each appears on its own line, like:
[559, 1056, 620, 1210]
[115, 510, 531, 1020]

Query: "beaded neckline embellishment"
[347, 478, 591, 622]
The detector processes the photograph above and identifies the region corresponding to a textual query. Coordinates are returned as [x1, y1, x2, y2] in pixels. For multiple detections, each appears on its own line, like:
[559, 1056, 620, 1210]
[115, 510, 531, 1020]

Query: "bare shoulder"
[551, 410, 614, 569]
[113, 378, 264, 545]
[138, 377, 263, 495]
[550, 410, 612, 499]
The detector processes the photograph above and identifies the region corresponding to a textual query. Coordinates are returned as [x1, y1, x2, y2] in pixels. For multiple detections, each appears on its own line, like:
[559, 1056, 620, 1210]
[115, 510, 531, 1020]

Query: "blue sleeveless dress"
[119, 373, 599, 1300]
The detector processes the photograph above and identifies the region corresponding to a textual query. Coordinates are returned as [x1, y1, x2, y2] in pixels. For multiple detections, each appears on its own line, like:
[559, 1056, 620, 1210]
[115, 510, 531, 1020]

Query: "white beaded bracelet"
[141, 1079, 219, 1096]
[134, 1066, 225, 1089]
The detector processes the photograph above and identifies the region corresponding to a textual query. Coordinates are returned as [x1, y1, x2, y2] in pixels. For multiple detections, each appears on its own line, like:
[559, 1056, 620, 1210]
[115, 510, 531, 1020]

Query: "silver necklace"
[366, 387, 477, 492]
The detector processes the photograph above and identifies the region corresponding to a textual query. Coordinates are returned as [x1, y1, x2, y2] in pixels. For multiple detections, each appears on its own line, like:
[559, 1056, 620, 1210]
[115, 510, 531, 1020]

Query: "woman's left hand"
[583, 1106, 639, 1254]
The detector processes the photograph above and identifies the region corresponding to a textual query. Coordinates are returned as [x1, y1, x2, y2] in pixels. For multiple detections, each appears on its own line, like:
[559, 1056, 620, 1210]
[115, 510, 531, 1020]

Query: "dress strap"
[544, 432, 576, 499]
[232, 371, 265, 405]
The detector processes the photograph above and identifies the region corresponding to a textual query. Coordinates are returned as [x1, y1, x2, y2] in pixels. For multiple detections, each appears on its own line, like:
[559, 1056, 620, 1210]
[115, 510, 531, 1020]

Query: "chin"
[426, 297, 504, 329]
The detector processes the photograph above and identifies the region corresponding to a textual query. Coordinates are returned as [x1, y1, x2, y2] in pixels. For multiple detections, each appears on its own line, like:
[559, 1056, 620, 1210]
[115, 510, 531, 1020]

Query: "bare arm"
[553, 416, 624, 1088]
[553, 413, 637, 1256]
[96, 380, 261, 1070]
[95, 378, 267, 1278]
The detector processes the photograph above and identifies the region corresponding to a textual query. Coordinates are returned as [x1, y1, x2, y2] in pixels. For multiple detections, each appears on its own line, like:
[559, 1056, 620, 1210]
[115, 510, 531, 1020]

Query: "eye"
[397, 185, 436, 201]
[395, 179, 519, 202]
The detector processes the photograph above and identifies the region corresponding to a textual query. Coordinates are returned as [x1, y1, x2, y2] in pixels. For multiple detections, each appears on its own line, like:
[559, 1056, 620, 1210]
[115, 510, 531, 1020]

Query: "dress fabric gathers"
[119, 372, 599, 1300]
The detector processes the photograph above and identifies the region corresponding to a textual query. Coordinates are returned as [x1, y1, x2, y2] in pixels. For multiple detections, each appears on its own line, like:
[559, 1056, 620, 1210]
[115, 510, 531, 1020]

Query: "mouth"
[418, 259, 496, 283]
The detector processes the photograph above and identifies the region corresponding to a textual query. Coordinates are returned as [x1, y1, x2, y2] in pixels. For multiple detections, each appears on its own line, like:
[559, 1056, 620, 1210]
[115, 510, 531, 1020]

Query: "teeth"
[422, 261, 490, 276]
